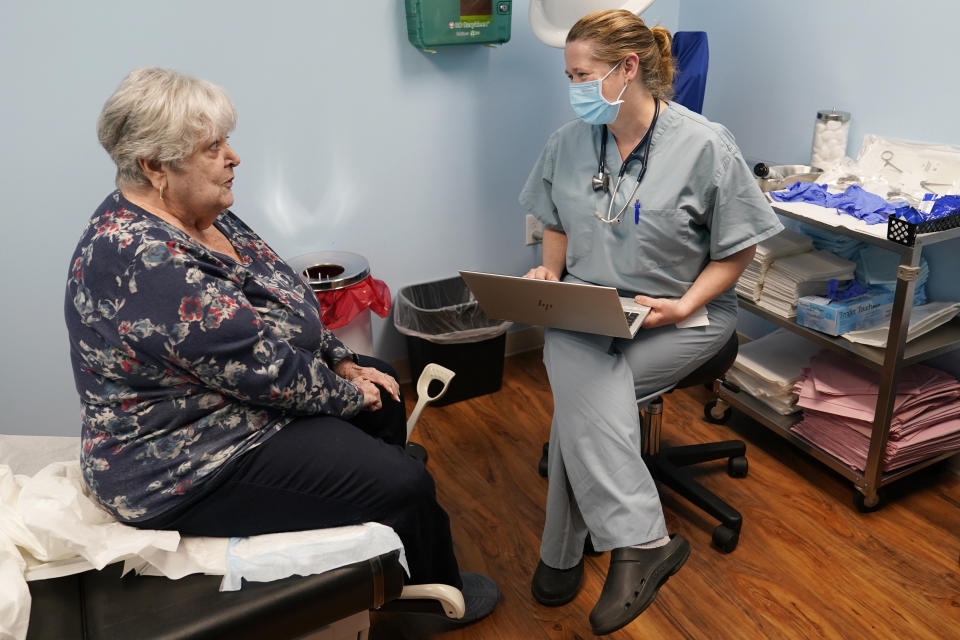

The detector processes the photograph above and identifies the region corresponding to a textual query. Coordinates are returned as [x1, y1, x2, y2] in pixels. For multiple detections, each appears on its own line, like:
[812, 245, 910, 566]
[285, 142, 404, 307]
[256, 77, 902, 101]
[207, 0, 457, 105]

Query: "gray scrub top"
[519, 102, 783, 299]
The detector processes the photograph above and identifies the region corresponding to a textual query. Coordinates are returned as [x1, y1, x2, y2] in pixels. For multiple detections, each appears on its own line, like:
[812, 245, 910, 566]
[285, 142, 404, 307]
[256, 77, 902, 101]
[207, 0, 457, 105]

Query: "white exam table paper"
[0, 435, 408, 640]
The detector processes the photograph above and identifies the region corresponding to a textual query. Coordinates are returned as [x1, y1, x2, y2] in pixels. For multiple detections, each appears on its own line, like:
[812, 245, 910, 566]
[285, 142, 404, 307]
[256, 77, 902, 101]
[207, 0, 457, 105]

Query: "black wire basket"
[887, 211, 960, 246]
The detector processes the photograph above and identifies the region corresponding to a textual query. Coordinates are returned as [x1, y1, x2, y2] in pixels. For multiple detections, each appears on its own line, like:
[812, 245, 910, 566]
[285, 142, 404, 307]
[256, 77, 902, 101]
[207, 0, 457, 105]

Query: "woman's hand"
[528, 228, 567, 281]
[634, 295, 689, 329]
[524, 265, 560, 281]
[635, 247, 756, 329]
[333, 359, 401, 403]
[355, 378, 383, 411]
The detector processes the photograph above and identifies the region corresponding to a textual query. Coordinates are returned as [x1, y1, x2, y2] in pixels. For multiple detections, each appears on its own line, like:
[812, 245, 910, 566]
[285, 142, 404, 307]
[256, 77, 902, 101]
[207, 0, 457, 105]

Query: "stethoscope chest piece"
[592, 171, 610, 192]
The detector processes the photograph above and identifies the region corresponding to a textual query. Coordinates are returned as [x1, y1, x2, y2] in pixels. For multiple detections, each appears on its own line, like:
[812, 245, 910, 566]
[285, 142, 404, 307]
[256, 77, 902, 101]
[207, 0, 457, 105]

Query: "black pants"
[135, 357, 461, 587]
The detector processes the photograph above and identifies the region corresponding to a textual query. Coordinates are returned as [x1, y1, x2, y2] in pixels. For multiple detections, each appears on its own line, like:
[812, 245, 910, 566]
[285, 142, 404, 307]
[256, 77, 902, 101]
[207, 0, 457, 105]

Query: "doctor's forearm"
[541, 228, 567, 278]
[679, 245, 756, 316]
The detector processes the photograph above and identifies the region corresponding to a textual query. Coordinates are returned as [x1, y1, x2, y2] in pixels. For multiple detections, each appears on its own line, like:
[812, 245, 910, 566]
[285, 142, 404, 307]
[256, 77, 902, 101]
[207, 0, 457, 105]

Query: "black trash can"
[394, 276, 511, 406]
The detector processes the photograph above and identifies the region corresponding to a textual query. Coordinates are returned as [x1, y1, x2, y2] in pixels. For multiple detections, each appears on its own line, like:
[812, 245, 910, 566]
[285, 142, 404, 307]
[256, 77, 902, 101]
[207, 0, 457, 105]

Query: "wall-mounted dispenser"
[405, 0, 512, 50]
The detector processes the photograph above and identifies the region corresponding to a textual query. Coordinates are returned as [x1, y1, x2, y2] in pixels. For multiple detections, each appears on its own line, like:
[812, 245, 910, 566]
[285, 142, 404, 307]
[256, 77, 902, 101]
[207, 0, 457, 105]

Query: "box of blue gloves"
[797, 287, 895, 336]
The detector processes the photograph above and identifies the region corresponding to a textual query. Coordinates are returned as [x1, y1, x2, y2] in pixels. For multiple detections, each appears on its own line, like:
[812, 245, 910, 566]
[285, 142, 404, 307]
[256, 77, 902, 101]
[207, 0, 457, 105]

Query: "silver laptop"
[459, 270, 650, 338]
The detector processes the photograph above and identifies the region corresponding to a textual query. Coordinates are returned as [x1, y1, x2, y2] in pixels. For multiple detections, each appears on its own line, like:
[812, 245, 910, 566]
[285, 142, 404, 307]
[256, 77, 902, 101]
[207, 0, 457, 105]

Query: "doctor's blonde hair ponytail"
[567, 9, 676, 100]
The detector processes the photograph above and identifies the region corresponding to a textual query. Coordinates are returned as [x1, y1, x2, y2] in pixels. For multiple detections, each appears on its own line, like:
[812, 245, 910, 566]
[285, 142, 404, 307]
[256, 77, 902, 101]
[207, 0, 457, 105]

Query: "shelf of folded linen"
[739, 297, 960, 370]
[789, 349, 960, 472]
[736, 228, 814, 302]
[726, 329, 822, 415]
[755, 250, 856, 318]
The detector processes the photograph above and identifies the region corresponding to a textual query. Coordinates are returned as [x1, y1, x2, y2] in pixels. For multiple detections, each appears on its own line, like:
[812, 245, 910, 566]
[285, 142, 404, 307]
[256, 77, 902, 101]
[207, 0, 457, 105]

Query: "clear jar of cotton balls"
[811, 109, 851, 170]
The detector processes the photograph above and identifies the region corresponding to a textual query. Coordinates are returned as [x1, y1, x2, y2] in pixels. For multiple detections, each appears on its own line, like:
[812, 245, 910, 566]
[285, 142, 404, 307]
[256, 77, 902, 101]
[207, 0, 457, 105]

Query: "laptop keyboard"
[619, 296, 651, 334]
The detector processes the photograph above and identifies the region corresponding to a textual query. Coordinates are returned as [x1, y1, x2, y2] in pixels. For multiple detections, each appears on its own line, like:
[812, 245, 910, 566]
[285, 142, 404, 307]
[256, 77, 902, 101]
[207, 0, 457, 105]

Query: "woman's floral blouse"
[65, 191, 364, 522]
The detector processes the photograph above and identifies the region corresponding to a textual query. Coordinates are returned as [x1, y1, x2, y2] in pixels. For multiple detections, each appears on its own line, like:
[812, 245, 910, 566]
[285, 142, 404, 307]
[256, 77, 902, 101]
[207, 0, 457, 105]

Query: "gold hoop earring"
[159, 186, 164, 200]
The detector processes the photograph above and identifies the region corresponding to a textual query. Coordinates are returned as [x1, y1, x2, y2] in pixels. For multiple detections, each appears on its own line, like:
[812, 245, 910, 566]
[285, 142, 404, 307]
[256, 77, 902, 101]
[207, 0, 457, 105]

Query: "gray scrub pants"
[539, 291, 738, 569]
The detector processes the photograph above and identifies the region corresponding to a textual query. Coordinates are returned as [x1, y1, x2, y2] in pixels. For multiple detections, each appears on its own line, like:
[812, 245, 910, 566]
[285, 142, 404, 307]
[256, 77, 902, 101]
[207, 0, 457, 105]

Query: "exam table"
[27, 551, 405, 640]
[6, 365, 463, 640]
[6, 443, 419, 640]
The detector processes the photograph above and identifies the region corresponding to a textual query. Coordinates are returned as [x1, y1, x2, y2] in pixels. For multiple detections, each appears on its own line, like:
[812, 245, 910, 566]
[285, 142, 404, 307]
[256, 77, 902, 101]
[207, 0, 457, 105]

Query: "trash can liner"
[393, 276, 511, 345]
[287, 251, 392, 331]
[315, 276, 391, 330]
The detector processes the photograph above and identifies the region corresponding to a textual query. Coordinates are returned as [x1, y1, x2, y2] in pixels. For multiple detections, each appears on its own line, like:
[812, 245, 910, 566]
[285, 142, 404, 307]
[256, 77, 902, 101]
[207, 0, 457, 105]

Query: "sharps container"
[288, 251, 388, 355]
[810, 108, 851, 170]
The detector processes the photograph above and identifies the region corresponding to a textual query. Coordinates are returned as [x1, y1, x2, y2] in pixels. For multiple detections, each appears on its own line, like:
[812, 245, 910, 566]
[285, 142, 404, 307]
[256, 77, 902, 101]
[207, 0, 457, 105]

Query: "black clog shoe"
[588, 534, 690, 635]
[531, 558, 584, 606]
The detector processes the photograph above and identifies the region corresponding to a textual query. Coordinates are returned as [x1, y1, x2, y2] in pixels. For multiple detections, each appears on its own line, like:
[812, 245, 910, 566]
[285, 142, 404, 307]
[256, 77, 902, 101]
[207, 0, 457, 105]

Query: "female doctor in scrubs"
[520, 10, 782, 635]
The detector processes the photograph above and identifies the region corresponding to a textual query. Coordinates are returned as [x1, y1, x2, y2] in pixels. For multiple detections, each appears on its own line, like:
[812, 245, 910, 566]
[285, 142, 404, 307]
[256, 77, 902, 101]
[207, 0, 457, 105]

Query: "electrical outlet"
[525, 214, 544, 245]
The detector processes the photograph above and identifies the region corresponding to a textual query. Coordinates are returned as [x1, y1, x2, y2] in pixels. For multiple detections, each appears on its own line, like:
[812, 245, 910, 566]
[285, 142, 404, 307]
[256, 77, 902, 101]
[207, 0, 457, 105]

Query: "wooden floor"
[370, 349, 960, 639]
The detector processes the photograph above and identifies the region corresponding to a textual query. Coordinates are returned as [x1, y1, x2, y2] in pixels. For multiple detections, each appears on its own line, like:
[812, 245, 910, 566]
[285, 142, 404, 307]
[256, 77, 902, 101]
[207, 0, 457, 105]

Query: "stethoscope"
[593, 98, 660, 225]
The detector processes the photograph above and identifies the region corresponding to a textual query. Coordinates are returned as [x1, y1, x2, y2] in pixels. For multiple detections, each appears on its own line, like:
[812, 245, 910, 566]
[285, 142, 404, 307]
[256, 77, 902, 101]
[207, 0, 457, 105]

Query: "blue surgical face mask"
[568, 60, 627, 125]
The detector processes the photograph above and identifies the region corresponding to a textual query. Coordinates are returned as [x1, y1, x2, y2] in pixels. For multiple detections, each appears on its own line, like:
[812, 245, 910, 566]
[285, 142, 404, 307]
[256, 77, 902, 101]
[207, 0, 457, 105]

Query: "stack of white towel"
[736, 229, 814, 302]
[756, 250, 856, 318]
[725, 329, 821, 415]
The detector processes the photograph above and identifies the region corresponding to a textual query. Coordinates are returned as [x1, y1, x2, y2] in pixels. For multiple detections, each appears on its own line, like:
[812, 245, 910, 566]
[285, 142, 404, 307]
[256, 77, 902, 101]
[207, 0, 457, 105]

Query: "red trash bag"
[315, 276, 391, 329]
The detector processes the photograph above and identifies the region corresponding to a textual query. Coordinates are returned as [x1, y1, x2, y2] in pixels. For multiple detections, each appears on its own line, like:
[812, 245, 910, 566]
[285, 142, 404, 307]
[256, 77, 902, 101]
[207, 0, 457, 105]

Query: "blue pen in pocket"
[634, 200, 640, 224]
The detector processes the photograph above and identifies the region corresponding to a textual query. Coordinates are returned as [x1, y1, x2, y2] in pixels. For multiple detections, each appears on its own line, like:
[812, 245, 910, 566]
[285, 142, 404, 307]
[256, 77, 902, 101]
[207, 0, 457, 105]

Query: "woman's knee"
[356, 355, 406, 421]
[386, 457, 437, 505]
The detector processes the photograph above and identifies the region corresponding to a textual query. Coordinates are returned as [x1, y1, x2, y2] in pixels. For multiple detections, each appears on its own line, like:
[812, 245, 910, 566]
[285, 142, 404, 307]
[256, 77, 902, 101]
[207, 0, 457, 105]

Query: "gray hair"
[97, 67, 237, 190]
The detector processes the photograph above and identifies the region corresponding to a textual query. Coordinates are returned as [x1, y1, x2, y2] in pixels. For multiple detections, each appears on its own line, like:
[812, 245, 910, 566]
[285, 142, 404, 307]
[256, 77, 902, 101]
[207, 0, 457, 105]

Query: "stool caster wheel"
[406, 442, 428, 465]
[728, 455, 748, 478]
[853, 489, 885, 513]
[712, 525, 739, 553]
[538, 443, 549, 478]
[704, 399, 731, 424]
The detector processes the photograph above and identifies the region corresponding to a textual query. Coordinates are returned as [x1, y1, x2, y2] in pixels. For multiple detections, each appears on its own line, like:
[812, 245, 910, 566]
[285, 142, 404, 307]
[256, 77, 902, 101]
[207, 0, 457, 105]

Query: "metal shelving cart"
[715, 204, 960, 510]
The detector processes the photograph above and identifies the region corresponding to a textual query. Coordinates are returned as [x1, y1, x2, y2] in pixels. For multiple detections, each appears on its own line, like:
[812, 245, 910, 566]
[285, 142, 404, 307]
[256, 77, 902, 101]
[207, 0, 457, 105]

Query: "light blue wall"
[680, 0, 960, 167]
[6, 0, 957, 435]
[0, 1, 678, 435]
[679, 0, 960, 361]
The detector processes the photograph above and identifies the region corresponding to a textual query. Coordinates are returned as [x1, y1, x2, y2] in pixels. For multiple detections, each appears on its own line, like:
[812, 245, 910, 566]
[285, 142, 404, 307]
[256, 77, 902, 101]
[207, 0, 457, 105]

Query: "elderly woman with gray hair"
[64, 67, 498, 623]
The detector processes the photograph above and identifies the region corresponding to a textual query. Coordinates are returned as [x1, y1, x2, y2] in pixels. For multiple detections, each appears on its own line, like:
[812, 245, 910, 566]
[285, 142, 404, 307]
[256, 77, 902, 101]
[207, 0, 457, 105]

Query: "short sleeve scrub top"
[520, 101, 782, 302]
[518, 102, 783, 565]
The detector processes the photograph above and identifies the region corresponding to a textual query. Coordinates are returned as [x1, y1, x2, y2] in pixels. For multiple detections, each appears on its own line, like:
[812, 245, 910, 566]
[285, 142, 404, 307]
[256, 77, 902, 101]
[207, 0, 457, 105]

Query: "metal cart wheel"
[853, 489, 886, 513]
[703, 399, 732, 424]
[712, 525, 740, 553]
[727, 455, 749, 478]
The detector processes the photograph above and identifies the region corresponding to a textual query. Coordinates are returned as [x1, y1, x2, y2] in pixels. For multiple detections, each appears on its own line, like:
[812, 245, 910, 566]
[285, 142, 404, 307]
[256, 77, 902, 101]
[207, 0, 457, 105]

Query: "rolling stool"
[538, 332, 746, 553]
[641, 332, 745, 552]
